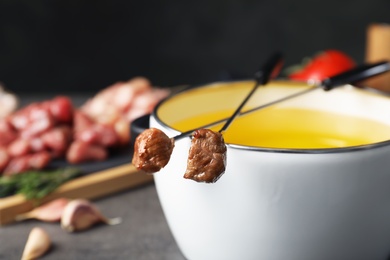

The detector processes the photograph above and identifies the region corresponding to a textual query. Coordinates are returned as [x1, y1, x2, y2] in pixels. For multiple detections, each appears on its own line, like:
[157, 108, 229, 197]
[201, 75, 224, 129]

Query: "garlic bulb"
[21, 227, 51, 260]
[61, 199, 121, 232]
[15, 198, 69, 222]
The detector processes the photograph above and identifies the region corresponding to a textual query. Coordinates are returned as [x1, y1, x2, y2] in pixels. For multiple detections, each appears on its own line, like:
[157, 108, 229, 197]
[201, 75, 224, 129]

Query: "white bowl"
[150, 80, 390, 260]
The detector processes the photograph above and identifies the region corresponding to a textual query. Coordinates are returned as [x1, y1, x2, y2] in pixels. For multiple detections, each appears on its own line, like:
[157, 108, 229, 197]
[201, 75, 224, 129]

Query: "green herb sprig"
[0, 167, 83, 200]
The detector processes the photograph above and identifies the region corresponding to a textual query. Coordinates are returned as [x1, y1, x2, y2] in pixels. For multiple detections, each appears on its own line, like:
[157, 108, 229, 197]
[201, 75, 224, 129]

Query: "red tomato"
[288, 50, 356, 82]
[49, 96, 74, 123]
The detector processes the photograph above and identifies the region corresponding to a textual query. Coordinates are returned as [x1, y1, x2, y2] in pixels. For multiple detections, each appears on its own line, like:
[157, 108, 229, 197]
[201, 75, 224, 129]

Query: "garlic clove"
[21, 227, 51, 260]
[15, 198, 69, 222]
[61, 199, 121, 232]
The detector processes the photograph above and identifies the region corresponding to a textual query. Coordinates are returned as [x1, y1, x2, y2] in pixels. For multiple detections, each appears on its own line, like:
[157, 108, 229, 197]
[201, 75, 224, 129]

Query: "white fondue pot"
[149, 80, 390, 260]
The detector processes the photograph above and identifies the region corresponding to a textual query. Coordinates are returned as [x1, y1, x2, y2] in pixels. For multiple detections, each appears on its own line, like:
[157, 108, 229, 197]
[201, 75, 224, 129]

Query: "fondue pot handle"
[321, 61, 390, 90]
[130, 114, 150, 145]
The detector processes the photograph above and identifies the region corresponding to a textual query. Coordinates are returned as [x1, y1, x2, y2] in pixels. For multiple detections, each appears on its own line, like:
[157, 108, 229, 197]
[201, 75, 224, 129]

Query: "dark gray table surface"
[0, 184, 185, 260]
[0, 93, 186, 260]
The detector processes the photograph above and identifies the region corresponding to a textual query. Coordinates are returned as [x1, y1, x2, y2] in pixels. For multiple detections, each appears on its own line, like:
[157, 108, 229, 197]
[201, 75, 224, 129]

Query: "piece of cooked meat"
[184, 129, 227, 183]
[132, 128, 175, 174]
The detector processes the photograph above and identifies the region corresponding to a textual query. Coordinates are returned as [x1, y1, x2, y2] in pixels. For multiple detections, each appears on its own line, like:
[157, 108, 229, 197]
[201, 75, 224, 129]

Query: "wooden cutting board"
[0, 163, 153, 226]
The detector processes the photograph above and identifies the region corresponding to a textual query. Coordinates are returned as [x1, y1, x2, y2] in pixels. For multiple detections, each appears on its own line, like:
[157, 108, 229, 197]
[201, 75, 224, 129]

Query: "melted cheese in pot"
[171, 107, 390, 149]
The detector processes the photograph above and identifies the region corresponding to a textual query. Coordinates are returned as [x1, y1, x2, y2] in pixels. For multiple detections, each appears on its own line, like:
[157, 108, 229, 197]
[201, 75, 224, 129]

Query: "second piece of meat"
[184, 129, 227, 183]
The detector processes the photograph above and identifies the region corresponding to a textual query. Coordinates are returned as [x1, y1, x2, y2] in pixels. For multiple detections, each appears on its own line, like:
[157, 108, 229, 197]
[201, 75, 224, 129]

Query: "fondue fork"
[173, 60, 390, 141]
[172, 51, 283, 140]
[218, 51, 284, 134]
[240, 60, 390, 115]
[173, 61, 390, 140]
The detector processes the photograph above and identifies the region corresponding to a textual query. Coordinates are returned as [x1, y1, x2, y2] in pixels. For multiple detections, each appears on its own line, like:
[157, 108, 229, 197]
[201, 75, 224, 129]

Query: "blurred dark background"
[0, 0, 389, 94]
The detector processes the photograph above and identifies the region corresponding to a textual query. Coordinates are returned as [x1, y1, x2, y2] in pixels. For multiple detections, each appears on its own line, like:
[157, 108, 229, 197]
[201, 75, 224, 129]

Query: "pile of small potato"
[0, 77, 169, 176]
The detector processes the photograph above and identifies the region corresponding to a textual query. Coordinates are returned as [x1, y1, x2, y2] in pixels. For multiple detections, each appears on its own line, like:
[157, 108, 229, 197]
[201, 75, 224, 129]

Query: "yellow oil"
[171, 107, 390, 149]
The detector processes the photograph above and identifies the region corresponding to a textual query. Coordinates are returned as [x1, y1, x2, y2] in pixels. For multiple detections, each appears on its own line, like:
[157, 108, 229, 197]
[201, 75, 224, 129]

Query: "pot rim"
[152, 79, 390, 154]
